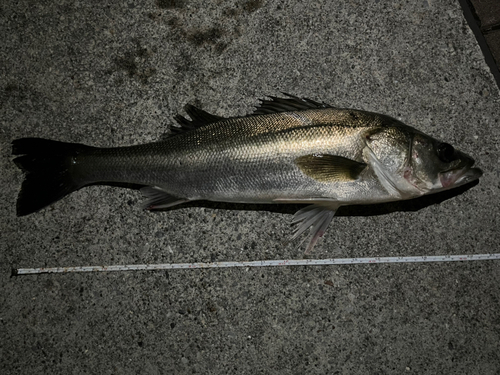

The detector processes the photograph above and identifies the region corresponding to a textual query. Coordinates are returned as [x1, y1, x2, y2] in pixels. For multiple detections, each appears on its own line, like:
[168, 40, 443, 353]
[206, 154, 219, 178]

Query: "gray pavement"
[1, 0, 500, 373]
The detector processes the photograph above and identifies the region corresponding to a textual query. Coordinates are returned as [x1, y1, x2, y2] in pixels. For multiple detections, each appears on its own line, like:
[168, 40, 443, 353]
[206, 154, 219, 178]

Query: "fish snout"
[439, 154, 482, 188]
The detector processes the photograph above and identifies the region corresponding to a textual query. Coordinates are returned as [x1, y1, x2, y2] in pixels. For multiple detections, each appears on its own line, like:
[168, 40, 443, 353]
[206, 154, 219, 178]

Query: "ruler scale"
[12, 253, 500, 276]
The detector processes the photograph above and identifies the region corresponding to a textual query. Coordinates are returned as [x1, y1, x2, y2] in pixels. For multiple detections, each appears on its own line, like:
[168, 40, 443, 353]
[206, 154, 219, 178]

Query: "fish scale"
[12, 94, 482, 253]
[82, 110, 369, 200]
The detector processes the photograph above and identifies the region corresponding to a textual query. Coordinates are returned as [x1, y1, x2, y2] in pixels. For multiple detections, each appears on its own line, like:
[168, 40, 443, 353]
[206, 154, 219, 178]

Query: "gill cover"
[364, 126, 420, 199]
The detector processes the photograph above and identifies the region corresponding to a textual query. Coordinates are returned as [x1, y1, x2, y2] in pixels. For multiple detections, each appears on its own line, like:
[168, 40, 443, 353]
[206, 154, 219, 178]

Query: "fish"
[12, 94, 482, 253]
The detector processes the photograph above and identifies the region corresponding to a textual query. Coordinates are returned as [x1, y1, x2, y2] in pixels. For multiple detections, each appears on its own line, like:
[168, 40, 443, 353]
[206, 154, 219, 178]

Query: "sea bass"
[12, 95, 482, 252]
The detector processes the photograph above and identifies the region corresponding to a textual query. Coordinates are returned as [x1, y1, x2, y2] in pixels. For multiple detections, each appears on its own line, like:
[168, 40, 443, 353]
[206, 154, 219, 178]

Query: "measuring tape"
[12, 253, 500, 275]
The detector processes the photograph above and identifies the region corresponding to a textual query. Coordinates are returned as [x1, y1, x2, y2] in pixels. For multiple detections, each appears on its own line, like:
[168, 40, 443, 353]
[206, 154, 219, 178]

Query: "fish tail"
[12, 138, 93, 216]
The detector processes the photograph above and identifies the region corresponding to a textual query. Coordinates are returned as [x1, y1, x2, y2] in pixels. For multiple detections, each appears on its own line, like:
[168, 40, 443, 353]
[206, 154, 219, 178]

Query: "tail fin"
[12, 138, 93, 216]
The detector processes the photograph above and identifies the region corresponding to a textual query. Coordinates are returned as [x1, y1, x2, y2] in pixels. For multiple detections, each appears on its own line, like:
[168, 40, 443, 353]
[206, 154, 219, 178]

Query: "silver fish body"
[12, 95, 482, 252]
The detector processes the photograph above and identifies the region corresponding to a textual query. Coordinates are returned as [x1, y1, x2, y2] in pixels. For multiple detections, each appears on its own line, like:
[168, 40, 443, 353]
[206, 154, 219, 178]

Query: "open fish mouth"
[440, 166, 483, 189]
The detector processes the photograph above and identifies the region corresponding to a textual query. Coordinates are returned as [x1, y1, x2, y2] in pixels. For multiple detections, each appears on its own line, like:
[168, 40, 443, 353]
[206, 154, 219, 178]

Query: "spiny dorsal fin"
[252, 93, 332, 115]
[171, 104, 225, 136]
[295, 154, 366, 182]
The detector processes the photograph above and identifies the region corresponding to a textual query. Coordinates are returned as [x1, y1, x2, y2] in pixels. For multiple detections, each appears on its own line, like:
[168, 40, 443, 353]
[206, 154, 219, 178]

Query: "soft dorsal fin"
[171, 104, 225, 135]
[295, 154, 366, 182]
[252, 93, 332, 115]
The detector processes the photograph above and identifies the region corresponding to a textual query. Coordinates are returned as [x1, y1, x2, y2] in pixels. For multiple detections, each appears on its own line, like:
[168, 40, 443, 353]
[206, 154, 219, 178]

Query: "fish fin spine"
[287, 204, 338, 254]
[170, 104, 224, 136]
[252, 93, 333, 116]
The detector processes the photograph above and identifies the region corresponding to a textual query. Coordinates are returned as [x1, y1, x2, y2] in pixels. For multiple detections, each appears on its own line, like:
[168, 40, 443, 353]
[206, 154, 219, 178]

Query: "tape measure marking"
[12, 253, 500, 275]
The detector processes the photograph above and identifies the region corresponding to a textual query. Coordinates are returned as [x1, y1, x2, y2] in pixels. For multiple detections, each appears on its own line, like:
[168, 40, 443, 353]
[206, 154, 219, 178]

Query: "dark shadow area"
[145, 179, 480, 218]
[458, 0, 500, 91]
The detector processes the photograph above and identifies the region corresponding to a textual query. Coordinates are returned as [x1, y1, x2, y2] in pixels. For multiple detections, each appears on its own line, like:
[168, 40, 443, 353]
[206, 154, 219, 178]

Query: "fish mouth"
[439, 165, 483, 189]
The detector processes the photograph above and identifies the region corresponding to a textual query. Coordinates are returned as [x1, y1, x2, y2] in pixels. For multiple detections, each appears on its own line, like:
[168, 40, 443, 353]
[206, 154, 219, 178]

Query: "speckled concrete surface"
[1, 0, 500, 373]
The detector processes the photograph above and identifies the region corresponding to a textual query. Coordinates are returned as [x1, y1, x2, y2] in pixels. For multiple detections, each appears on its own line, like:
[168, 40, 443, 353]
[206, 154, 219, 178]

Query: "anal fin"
[140, 186, 189, 210]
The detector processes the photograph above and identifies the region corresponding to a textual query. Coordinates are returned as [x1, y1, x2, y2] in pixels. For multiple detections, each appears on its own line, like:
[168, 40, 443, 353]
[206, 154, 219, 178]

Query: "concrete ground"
[1, 0, 499, 373]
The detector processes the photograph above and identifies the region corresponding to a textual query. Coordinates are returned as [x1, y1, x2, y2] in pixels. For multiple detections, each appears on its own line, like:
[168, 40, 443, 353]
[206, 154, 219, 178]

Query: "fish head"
[365, 123, 482, 198]
[406, 132, 482, 194]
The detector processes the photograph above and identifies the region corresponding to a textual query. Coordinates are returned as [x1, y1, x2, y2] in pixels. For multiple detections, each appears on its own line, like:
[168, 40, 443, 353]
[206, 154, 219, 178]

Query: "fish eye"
[437, 143, 456, 163]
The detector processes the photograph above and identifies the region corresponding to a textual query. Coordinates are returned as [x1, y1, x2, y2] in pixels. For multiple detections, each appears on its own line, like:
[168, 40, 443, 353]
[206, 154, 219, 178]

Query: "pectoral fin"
[295, 154, 366, 182]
